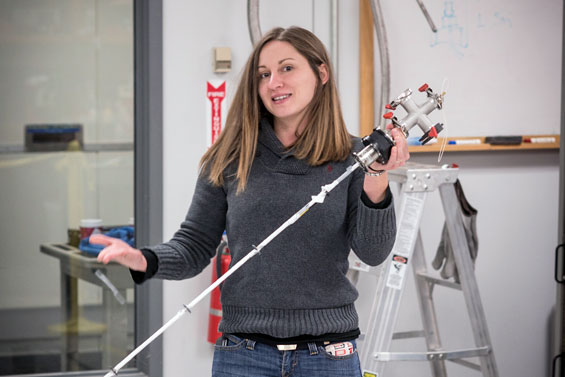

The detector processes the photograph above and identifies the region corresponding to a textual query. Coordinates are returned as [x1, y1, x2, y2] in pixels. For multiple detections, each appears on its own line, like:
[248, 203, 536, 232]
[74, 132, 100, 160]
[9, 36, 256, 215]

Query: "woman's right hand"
[90, 234, 147, 272]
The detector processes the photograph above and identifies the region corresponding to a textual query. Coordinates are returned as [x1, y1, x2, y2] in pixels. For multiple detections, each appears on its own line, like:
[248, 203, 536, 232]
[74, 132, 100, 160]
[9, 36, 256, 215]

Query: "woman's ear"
[318, 64, 329, 85]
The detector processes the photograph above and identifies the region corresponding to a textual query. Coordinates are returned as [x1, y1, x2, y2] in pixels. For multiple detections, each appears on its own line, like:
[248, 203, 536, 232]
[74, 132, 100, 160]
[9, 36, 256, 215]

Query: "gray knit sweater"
[145, 119, 397, 338]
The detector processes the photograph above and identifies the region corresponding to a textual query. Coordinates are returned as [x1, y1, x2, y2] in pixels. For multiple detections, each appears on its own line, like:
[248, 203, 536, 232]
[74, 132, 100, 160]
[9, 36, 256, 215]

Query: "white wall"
[161, 1, 561, 376]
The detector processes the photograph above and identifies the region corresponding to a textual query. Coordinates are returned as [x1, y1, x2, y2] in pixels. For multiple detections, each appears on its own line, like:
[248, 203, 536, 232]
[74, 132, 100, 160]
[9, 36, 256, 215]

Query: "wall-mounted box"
[213, 47, 231, 73]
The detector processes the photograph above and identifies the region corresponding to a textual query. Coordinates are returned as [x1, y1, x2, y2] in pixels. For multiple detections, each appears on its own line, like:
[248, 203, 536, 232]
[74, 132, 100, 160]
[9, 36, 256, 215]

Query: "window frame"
[132, 0, 164, 376]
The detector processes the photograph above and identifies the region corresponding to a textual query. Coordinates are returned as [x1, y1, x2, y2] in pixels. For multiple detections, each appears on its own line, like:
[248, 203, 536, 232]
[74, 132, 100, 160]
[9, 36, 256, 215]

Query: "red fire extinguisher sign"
[206, 80, 226, 147]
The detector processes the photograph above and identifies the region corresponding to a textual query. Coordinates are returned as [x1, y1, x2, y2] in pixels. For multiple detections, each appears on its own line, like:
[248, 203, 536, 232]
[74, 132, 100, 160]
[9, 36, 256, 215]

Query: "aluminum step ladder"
[352, 162, 499, 377]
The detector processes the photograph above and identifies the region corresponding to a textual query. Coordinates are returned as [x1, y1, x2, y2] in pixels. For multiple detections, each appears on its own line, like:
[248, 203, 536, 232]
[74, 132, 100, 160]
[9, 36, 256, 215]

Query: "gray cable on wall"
[369, 0, 391, 131]
[247, 0, 262, 46]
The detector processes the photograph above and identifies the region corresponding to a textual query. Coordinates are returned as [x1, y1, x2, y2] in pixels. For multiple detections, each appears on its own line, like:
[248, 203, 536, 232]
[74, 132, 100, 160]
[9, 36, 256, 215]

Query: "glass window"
[0, 0, 136, 374]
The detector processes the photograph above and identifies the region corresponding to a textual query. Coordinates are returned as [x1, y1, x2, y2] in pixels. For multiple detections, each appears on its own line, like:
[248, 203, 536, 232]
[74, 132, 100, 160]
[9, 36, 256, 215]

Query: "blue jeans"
[212, 334, 362, 377]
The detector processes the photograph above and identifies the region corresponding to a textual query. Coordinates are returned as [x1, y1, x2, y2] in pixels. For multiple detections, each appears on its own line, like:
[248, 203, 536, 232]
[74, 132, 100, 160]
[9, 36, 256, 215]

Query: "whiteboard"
[377, 0, 562, 137]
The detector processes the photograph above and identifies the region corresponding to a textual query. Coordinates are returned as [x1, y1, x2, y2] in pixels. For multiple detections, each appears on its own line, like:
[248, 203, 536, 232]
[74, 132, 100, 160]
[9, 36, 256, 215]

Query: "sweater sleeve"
[347, 166, 397, 267]
[142, 173, 227, 280]
[129, 248, 158, 284]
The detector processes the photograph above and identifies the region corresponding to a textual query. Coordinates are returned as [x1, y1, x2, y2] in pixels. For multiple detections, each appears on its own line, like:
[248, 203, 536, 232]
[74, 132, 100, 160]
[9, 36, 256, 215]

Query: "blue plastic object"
[79, 226, 135, 256]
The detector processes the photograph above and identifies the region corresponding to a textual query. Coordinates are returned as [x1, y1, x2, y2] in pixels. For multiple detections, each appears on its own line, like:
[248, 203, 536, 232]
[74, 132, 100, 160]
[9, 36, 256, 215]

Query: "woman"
[92, 26, 409, 377]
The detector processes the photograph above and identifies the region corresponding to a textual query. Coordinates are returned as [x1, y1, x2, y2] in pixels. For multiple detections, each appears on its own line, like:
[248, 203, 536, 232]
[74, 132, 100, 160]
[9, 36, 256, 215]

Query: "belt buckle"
[276, 344, 297, 351]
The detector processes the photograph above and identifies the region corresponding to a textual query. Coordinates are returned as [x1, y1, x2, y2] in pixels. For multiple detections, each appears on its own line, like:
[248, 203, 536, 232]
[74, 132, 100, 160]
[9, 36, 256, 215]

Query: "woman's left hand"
[370, 126, 410, 172]
[363, 126, 410, 203]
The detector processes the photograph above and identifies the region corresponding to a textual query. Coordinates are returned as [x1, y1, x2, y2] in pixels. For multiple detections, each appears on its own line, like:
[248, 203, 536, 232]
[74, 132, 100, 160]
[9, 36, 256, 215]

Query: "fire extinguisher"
[208, 232, 231, 344]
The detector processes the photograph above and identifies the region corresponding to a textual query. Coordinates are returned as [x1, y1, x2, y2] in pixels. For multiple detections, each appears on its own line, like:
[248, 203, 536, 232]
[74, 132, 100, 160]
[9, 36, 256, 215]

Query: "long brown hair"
[200, 26, 351, 192]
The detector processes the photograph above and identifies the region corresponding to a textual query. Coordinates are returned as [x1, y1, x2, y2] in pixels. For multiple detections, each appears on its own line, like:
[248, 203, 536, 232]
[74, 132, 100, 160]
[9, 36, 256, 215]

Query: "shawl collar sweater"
[144, 119, 396, 338]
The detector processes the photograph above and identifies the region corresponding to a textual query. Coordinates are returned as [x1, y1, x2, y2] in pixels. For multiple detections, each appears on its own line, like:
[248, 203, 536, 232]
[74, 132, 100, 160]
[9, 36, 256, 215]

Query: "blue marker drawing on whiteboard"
[477, 10, 513, 29]
[477, 12, 486, 29]
[430, 0, 469, 58]
[493, 11, 512, 28]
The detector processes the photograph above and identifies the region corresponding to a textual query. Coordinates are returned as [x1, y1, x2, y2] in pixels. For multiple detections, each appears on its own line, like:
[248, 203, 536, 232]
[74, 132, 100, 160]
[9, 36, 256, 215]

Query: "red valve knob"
[385, 104, 393, 110]
[383, 112, 394, 119]
[419, 83, 429, 92]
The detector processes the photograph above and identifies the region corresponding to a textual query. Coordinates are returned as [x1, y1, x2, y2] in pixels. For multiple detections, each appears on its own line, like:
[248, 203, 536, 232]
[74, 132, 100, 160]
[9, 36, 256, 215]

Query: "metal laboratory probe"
[103, 85, 443, 376]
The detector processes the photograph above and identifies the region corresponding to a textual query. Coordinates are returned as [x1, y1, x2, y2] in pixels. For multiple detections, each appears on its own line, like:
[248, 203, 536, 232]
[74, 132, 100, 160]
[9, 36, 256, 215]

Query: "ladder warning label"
[386, 254, 409, 290]
[384, 194, 424, 290]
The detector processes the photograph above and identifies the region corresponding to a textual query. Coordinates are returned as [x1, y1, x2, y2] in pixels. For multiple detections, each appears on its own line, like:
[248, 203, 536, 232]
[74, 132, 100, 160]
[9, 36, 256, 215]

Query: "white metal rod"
[104, 162, 361, 376]
[104, 307, 187, 377]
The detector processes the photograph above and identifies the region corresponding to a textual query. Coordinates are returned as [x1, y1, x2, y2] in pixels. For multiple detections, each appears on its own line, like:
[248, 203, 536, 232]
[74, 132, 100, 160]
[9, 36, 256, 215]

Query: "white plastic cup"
[80, 219, 103, 240]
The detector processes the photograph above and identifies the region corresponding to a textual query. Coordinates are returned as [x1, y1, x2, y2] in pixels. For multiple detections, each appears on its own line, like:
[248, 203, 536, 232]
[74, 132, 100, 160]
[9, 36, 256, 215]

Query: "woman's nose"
[267, 73, 282, 89]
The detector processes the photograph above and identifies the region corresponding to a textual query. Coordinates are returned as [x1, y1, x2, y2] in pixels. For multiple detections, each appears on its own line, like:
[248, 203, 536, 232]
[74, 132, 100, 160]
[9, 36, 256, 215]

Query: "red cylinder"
[207, 246, 231, 344]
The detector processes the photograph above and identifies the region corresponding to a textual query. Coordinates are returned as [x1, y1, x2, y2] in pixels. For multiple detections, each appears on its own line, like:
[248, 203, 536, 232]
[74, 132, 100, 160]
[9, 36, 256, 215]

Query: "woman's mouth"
[272, 94, 291, 103]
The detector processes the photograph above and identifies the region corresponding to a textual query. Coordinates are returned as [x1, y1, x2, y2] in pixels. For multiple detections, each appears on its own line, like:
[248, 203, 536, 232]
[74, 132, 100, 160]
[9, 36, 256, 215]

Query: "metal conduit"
[330, 0, 339, 78]
[247, 0, 262, 46]
[369, 0, 391, 131]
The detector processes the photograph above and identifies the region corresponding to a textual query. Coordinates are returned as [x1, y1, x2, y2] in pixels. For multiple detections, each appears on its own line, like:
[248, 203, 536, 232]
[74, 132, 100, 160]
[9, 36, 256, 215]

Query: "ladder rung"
[374, 346, 490, 362]
[417, 272, 461, 290]
[448, 358, 482, 371]
[392, 330, 425, 340]
[359, 329, 427, 341]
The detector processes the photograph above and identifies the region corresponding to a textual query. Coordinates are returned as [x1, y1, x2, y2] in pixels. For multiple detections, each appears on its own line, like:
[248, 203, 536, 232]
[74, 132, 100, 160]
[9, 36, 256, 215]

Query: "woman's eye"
[259, 72, 270, 79]
[282, 65, 293, 72]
